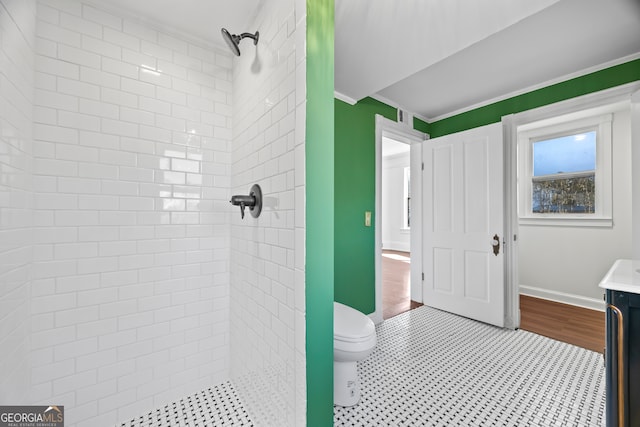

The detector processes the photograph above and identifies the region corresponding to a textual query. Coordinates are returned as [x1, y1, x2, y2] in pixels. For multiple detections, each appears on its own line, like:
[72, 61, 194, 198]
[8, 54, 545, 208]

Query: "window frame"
[517, 113, 613, 227]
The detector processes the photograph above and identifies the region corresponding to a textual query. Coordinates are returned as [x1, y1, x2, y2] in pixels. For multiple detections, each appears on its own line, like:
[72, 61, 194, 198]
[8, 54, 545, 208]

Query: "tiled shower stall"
[0, 0, 307, 425]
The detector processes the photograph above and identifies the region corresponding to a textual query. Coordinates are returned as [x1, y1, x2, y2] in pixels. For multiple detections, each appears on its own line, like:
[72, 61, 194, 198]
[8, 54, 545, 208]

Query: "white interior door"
[422, 122, 505, 327]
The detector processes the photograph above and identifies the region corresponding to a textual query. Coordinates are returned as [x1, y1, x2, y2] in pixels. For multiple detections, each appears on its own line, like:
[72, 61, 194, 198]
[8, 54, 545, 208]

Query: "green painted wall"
[430, 59, 640, 137]
[334, 58, 640, 318]
[413, 116, 431, 135]
[334, 98, 396, 314]
[305, 0, 334, 425]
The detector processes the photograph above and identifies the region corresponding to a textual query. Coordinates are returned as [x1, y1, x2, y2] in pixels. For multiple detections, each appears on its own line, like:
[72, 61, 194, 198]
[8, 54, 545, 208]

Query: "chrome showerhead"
[221, 28, 259, 57]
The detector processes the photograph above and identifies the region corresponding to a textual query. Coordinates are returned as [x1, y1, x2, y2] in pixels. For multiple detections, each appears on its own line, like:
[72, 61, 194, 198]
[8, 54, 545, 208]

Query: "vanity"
[599, 259, 640, 427]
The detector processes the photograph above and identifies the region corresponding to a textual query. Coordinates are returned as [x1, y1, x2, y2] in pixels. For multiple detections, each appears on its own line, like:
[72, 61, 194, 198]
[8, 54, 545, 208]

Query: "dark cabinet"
[604, 289, 640, 427]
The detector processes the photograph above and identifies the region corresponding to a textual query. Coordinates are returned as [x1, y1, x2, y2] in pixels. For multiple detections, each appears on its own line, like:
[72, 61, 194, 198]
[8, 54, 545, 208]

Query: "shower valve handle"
[230, 195, 256, 219]
[230, 194, 255, 205]
[229, 184, 263, 220]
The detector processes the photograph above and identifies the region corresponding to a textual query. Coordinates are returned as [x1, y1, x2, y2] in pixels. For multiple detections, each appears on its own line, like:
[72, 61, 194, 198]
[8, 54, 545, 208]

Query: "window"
[518, 113, 612, 226]
[532, 130, 596, 214]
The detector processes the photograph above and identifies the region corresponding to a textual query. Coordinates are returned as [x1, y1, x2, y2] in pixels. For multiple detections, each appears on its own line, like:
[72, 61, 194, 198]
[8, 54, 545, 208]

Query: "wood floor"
[382, 250, 422, 320]
[382, 250, 605, 353]
[519, 294, 605, 353]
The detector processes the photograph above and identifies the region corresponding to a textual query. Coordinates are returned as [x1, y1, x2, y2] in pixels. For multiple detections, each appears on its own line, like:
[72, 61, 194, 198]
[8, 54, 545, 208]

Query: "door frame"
[632, 88, 640, 260]
[503, 81, 640, 329]
[373, 115, 426, 324]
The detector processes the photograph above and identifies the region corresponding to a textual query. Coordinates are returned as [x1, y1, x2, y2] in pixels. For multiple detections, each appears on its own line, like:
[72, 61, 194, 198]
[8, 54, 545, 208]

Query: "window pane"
[533, 131, 596, 176]
[532, 174, 595, 213]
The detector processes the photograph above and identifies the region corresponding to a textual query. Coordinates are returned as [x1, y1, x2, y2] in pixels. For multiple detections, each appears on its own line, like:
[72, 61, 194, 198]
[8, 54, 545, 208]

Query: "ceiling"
[336, 0, 640, 121]
[98, 0, 640, 122]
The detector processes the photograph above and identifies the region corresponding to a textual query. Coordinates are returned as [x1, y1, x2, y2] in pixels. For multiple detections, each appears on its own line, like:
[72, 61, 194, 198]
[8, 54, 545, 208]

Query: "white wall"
[228, 1, 306, 425]
[519, 107, 632, 304]
[0, 1, 234, 424]
[0, 0, 36, 403]
[382, 151, 410, 252]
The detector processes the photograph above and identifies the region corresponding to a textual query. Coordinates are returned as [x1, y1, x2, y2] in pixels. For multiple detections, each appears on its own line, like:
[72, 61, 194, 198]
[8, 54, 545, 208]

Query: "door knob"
[490, 234, 500, 256]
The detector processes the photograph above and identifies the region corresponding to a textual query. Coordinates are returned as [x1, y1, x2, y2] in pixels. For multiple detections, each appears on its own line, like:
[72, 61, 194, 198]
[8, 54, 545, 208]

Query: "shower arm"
[238, 32, 259, 45]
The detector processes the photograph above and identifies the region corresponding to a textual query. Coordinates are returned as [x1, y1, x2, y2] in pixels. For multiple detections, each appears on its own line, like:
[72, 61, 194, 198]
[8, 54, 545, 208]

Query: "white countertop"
[598, 259, 640, 294]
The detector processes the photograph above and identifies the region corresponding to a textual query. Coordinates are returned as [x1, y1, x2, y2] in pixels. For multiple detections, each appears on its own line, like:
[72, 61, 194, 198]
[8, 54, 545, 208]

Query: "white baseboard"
[519, 285, 605, 312]
[368, 311, 383, 325]
[382, 241, 410, 252]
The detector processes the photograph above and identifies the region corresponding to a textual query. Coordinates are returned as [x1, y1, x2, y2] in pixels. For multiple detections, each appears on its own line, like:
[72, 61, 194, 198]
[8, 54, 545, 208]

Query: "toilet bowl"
[334, 302, 377, 407]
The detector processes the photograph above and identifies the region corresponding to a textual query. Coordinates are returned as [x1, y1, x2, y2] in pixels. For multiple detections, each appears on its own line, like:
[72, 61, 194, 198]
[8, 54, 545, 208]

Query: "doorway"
[373, 115, 425, 323]
[381, 136, 421, 319]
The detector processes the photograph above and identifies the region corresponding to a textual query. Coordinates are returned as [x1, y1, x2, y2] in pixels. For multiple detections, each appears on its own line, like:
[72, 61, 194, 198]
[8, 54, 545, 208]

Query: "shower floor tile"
[118, 382, 254, 427]
[333, 305, 605, 426]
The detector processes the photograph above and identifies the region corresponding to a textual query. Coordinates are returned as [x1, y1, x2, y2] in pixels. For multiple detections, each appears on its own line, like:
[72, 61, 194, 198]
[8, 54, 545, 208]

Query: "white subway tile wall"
[1, 1, 308, 426]
[0, 0, 36, 403]
[229, 1, 306, 426]
[29, 0, 232, 425]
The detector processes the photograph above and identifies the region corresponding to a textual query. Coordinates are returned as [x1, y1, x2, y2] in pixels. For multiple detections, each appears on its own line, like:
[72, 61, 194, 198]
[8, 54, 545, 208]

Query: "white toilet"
[333, 301, 377, 407]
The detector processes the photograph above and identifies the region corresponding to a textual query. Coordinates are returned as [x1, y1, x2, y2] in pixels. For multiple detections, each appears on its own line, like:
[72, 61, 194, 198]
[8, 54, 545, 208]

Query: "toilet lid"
[334, 302, 375, 343]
